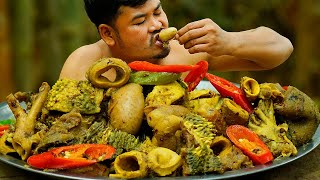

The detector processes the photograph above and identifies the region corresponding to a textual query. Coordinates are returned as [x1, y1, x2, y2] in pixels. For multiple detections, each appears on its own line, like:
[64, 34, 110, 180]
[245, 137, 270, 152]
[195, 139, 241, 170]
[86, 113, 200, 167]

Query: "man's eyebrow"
[154, 2, 161, 11]
[131, 2, 161, 22]
[132, 13, 146, 22]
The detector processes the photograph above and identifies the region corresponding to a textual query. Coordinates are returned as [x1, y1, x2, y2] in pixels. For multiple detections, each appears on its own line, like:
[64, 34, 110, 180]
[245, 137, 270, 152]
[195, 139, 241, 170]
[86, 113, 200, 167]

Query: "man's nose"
[149, 18, 162, 32]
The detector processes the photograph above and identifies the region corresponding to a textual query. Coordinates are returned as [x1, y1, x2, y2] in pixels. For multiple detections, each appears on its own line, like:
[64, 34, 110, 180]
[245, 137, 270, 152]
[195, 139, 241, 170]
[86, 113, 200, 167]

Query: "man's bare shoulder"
[68, 40, 108, 61]
[60, 40, 110, 80]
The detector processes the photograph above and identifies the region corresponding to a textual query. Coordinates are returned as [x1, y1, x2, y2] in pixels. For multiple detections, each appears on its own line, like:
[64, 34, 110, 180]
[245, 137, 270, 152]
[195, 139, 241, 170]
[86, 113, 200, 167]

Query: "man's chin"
[153, 47, 170, 59]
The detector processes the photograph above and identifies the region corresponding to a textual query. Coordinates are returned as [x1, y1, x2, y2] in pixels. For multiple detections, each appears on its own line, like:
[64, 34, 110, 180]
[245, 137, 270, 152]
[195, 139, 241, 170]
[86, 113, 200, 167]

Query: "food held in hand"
[159, 27, 177, 47]
[159, 27, 177, 42]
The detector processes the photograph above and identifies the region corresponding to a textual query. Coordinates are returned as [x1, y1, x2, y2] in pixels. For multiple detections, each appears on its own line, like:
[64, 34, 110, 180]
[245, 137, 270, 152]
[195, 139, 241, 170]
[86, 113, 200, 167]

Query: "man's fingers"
[177, 19, 206, 37]
[184, 35, 210, 49]
[177, 27, 206, 45]
[187, 44, 208, 54]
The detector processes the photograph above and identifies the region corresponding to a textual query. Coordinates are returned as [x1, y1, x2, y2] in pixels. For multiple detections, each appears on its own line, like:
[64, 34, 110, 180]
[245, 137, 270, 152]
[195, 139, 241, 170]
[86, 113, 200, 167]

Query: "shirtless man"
[60, 0, 293, 81]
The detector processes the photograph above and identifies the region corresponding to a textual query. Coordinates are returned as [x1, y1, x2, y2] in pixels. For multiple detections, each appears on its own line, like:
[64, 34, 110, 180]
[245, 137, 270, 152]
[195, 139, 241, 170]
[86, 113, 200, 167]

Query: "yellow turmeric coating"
[211, 135, 232, 156]
[110, 151, 148, 179]
[240, 76, 260, 102]
[6, 82, 50, 160]
[45, 79, 104, 114]
[147, 147, 182, 176]
[145, 81, 186, 106]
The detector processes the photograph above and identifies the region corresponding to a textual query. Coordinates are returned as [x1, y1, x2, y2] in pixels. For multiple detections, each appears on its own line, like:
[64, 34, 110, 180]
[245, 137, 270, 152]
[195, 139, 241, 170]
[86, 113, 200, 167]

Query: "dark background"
[1, 0, 319, 107]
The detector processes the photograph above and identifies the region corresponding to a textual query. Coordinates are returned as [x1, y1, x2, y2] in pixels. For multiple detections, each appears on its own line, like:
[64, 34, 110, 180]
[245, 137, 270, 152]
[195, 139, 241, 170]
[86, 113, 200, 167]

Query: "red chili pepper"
[226, 125, 274, 165]
[205, 73, 254, 113]
[0, 125, 9, 137]
[128, 61, 199, 73]
[0, 124, 9, 131]
[27, 144, 116, 169]
[184, 60, 208, 91]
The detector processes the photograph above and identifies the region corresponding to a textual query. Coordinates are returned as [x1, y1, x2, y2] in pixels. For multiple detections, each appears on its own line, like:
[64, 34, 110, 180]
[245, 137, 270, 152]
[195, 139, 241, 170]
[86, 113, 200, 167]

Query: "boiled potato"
[108, 83, 144, 135]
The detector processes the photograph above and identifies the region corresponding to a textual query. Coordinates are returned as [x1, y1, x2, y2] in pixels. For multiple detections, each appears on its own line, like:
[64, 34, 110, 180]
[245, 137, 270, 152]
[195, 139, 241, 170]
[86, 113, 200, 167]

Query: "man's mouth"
[154, 34, 164, 47]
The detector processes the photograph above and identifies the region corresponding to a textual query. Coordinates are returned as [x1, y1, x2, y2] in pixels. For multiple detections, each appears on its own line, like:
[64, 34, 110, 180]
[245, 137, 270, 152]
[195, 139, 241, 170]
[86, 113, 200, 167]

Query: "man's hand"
[176, 18, 233, 56]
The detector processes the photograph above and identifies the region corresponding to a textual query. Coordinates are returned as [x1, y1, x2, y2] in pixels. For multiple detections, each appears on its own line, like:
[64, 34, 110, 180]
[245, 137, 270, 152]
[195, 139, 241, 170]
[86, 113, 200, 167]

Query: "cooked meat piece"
[274, 86, 320, 147]
[145, 81, 186, 106]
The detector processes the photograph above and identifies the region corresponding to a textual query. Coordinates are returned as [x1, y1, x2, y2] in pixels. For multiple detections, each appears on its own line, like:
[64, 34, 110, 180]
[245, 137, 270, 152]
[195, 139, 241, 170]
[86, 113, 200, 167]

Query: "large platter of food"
[0, 58, 319, 179]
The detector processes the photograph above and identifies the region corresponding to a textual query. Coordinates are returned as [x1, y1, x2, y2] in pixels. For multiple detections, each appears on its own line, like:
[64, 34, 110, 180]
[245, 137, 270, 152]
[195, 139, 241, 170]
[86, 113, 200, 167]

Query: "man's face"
[112, 0, 169, 63]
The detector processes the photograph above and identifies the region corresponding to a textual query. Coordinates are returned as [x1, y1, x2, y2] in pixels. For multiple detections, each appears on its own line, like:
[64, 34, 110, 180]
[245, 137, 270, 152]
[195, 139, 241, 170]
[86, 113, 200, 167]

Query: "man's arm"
[176, 18, 293, 71]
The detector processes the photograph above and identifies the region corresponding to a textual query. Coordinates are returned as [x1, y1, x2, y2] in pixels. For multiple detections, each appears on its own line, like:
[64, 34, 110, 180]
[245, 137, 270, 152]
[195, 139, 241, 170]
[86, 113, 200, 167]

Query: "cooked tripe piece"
[159, 27, 177, 43]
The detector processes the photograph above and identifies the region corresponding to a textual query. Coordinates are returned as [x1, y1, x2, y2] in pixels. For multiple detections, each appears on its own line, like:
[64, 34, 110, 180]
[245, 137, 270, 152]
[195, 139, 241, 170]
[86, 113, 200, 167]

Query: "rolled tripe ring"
[86, 58, 131, 88]
[240, 76, 260, 102]
[147, 147, 182, 176]
[110, 151, 148, 179]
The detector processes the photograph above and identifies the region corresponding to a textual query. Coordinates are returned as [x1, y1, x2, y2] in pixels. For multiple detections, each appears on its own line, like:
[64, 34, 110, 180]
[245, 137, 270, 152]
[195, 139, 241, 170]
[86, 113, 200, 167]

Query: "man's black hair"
[84, 0, 148, 28]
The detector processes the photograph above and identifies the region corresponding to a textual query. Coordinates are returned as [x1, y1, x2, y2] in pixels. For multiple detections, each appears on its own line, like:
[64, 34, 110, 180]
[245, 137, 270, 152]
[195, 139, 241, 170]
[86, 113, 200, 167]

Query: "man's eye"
[154, 11, 161, 16]
[134, 20, 145, 25]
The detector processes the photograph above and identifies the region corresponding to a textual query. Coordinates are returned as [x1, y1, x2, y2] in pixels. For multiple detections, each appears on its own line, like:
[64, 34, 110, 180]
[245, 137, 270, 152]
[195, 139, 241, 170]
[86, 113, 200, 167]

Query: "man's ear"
[98, 24, 116, 46]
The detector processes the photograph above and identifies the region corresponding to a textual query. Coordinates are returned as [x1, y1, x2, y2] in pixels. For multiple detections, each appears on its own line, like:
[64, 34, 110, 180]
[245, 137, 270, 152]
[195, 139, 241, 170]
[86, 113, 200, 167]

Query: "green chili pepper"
[0, 119, 15, 125]
[129, 71, 181, 85]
